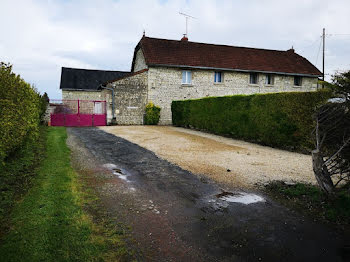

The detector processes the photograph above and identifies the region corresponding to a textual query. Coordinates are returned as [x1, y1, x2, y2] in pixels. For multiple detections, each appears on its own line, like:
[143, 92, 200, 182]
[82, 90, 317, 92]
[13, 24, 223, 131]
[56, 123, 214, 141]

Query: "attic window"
[249, 73, 258, 84]
[214, 72, 223, 83]
[294, 76, 302, 86]
[182, 70, 192, 84]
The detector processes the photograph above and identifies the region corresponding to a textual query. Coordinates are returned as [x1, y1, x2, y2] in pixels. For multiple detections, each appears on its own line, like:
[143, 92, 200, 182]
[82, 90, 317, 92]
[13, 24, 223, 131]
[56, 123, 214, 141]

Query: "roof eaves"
[148, 64, 322, 77]
[61, 88, 102, 92]
[104, 68, 149, 85]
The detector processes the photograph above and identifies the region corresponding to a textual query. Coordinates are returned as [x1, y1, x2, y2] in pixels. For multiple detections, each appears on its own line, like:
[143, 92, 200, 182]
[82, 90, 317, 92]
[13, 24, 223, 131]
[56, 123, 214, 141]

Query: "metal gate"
[50, 99, 107, 127]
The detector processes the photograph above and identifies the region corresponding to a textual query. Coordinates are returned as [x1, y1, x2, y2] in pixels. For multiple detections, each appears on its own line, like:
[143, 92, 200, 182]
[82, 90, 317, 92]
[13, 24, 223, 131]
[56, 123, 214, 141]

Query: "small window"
[182, 70, 192, 84]
[294, 76, 302, 86]
[265, 74, 274, 85]
[214, 72, 223, 83]
[249, 73, 258, 84]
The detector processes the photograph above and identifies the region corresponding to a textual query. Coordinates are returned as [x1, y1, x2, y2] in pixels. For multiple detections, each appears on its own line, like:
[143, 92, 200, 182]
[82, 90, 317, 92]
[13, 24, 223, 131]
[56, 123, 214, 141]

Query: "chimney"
[287, 46, 295, 53]
[181, 34, 188, 42]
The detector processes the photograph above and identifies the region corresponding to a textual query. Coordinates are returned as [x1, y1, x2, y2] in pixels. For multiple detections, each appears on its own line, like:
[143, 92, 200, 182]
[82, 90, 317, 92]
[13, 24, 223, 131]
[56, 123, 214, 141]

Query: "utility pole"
[322, 28, 325, 81]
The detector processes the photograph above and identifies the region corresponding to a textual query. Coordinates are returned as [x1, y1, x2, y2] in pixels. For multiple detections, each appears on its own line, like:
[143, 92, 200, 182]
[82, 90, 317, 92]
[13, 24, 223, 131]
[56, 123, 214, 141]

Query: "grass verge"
[0, 127, 131, 261]
[264, 181, 350, 229]
[0, 126, 47, 235]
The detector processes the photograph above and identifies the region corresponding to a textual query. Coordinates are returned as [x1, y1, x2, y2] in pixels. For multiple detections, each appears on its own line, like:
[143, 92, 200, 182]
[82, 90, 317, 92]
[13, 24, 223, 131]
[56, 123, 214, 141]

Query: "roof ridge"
[62, 67, 130, 73]
[143, 36, 288, 53]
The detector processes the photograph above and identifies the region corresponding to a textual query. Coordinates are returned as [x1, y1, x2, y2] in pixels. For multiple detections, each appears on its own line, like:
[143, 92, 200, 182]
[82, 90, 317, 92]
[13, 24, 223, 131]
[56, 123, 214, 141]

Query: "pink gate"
[50, 99, 107, 127]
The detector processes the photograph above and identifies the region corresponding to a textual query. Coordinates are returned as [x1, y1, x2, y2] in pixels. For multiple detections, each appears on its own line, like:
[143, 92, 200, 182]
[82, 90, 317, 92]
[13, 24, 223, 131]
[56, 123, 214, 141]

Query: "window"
[94, 102, 103, 114]
[249, 73, 258, 84]
[294, 76, 302, 86]
[182, 70, 192, 84]
[265, 74, 274, 85]
[214, 72, 223, 83]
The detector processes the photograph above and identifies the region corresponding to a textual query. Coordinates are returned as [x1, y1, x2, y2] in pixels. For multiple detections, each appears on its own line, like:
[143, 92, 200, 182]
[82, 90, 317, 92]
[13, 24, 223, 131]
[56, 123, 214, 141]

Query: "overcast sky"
[1, 0, 350, 99]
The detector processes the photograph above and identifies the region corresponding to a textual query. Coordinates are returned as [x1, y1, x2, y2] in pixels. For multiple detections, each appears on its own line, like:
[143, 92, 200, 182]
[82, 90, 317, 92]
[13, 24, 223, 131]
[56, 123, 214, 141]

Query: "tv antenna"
[179, 12, 196, 37]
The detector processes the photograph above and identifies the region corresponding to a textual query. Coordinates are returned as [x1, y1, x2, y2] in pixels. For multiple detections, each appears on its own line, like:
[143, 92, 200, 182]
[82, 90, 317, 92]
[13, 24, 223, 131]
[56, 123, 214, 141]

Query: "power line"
[298, 35, 322, 53]
[326, 33, 350, 36]
[315, 36, 323, 67]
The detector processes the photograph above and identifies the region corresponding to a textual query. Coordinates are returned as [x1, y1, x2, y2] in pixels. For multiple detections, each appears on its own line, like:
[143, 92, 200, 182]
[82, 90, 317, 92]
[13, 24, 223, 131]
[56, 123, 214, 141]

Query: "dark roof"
[60, 67, 130, 91]
[132, 36, 322, 76]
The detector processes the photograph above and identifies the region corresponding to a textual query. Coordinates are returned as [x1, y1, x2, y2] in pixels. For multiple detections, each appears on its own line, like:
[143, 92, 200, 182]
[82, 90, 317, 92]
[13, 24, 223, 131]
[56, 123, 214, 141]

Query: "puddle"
[102, 163, 118, 169]
[103, 163, 131, 183]
[113, 171, 129, 181]
[215, 191, 265, 205]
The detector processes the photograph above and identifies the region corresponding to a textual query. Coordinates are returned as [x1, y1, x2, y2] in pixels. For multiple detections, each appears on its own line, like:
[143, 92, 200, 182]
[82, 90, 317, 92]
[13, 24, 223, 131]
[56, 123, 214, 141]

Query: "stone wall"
[147, 67, 319, 125]
[62, 90, 105, 101]
[133, 49, 148, 72]
[108, 70, 148, 125]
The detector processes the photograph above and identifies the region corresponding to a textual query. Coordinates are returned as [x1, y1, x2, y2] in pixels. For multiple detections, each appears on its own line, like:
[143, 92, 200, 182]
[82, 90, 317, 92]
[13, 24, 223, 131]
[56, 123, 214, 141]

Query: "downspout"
[100, 84, 116, 125]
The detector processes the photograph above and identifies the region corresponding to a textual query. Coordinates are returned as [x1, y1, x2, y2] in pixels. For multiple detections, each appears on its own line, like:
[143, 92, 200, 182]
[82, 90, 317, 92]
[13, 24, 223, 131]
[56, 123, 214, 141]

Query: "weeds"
[265, 181, 350, 227]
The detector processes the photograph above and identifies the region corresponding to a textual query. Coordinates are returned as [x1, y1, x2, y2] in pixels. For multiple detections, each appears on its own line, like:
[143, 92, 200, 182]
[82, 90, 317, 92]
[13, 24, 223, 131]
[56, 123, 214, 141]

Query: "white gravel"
[99, 126, 316, 188]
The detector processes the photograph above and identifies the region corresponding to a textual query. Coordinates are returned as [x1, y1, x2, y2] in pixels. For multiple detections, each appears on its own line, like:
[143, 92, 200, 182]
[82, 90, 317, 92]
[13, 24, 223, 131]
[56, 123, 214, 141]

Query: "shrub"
[144, 102, 161, 125]
[0, 62, 46, 164]
[172, 90, 332, 152]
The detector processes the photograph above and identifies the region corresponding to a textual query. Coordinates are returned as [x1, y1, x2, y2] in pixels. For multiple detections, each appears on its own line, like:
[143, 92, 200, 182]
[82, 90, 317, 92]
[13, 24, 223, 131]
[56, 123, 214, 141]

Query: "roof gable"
[134, 37, 321, 76]
[60, 67, 130, 91]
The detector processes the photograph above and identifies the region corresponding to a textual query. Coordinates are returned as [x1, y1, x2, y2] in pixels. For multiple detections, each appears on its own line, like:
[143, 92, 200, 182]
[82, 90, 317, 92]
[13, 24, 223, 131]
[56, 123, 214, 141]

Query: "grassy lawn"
[264, 181, 350, 229]
[0, 127, 130, 261]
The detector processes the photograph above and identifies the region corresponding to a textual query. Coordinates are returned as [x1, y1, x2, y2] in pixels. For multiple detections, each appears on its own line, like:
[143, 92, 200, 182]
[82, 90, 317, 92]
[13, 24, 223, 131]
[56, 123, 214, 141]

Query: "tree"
[312, 70, 350, 194]
[39, 92, 49, 124]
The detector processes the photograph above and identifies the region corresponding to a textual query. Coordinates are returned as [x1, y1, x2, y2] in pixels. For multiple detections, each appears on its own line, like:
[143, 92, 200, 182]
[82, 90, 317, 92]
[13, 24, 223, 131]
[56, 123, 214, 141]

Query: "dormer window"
[214, 72, 223, 83]
[182, 70, 192, 84]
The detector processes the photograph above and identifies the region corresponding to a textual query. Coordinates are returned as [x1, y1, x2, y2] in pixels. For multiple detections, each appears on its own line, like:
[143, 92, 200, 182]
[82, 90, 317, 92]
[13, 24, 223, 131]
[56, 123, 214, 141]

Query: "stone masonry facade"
[145, 66, 318, 125]
[107, 70, 148, 125]
[133, 49, 148, 72]
[62, 90, 105, 101]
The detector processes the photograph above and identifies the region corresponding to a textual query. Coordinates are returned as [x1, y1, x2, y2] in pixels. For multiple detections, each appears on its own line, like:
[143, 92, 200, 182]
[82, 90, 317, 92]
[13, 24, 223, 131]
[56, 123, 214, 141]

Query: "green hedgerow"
[171, 90, 332, 152]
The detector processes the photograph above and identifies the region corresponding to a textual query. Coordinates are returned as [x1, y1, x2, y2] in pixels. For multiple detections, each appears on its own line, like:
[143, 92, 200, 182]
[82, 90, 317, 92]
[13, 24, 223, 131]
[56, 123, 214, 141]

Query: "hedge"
[172, 90, 332, 152]
[0, 62, 47, 164]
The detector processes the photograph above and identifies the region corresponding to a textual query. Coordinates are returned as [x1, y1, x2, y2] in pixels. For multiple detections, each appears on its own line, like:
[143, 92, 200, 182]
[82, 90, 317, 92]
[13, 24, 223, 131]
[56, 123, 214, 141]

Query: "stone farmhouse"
[60, 35, 322, 125]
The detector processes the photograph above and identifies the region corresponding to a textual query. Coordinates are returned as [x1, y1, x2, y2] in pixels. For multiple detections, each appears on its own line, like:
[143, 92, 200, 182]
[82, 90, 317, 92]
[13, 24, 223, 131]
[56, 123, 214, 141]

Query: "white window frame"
[214, 71, 223, 83]
[182, 70, 192, 84]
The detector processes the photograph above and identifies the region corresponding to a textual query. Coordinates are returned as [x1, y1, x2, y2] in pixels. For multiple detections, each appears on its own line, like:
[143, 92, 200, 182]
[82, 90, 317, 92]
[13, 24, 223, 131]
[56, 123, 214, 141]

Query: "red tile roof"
[132, 37, 321, 76]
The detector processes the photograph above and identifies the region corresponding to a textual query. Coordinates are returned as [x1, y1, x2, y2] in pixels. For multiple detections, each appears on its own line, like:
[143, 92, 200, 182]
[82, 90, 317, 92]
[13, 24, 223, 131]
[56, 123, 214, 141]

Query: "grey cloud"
[1, 0, 349, 99]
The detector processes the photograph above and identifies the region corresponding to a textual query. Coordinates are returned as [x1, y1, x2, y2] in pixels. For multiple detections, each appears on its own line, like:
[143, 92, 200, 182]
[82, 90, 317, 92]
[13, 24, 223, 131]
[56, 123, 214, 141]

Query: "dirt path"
[100, 126, 315, 188]
[66, 127, 345, 262]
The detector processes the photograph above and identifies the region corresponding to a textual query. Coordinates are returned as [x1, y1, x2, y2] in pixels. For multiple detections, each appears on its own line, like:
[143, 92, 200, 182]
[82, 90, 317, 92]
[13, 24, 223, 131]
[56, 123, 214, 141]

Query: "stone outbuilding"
[60, 35, 323, 125]
[60, 67, 128, 101]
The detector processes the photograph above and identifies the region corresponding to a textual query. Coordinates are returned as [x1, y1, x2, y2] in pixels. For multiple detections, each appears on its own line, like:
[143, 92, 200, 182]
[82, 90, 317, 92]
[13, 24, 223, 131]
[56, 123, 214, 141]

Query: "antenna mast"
[179, 12, 196, 37]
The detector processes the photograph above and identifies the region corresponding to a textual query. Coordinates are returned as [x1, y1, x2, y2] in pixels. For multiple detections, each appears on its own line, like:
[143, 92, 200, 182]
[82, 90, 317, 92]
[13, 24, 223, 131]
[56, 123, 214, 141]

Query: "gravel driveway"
[100, 126, 315, 188]
[66, 127, 345, 261]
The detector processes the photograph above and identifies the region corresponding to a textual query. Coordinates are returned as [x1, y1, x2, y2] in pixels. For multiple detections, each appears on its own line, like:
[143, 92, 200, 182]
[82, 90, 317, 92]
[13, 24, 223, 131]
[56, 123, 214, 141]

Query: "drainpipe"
[100, 84, 116, 125]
